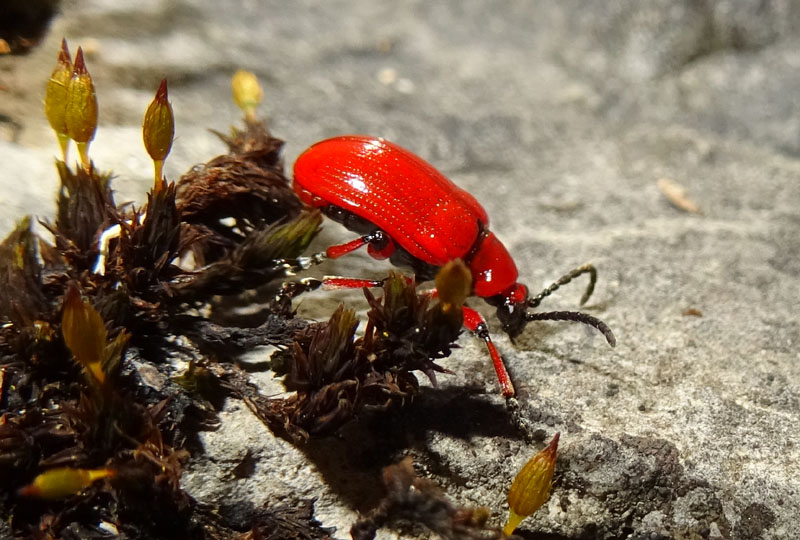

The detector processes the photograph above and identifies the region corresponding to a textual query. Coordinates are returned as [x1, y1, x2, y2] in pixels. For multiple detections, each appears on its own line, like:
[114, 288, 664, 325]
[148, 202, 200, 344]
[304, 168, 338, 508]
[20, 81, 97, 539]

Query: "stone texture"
[1, 1, 798, 539]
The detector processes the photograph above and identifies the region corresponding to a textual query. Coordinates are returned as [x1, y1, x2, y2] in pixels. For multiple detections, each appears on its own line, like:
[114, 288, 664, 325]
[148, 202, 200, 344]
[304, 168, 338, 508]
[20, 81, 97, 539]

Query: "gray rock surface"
[1, 1, 798, 539]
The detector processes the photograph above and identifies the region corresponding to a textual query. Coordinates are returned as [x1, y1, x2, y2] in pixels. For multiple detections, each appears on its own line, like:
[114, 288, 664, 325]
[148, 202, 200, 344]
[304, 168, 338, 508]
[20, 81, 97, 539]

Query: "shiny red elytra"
[292, 135, 615, 397]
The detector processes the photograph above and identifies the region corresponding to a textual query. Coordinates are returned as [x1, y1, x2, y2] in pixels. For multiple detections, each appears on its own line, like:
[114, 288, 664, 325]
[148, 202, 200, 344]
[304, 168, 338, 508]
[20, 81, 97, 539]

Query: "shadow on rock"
[296, 385, 520, 514]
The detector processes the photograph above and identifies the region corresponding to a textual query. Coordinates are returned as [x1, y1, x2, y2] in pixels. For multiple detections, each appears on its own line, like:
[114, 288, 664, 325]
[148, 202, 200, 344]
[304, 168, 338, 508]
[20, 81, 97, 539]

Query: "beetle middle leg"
[273, 274, 412, 310]
[273, 275, 388, 303]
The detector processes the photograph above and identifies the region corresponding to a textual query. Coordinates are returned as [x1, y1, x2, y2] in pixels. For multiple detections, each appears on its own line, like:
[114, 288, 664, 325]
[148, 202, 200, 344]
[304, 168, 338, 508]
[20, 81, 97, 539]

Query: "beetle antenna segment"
[527, 263, 597, 309]
[525, 310, 616, 347]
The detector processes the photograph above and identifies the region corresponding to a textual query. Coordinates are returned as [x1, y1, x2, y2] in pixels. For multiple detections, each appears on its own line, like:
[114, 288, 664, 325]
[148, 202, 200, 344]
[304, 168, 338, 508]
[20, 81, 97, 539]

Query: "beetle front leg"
[462, 305, 516, 398]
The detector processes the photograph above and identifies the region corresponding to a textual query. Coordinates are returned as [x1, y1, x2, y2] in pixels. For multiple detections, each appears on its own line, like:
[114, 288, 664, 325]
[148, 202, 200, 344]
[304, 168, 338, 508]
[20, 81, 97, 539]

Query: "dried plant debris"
[351, 457, 506, 540]
[0, 44, 328, 539]
[49, 161, 116, 271]
[232, 500, 333, 540]
[171, 211, 321, 302]
[253, 262, 467, 441]
[177, 120, 305, 267]
[657, 178, 701, 214]
[0, 218, 48, 332]
[0, 0, 60, 55]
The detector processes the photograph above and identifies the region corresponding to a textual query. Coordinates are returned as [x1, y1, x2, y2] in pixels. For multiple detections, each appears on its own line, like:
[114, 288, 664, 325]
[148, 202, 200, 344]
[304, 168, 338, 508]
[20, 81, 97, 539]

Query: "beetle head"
[489, 281, 617, 346]
[488, 282, 530, 339]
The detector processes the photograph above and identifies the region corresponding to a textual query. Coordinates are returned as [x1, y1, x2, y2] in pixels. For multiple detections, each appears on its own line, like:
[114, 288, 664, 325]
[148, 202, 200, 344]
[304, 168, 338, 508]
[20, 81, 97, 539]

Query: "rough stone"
[1, 1, 798, 539]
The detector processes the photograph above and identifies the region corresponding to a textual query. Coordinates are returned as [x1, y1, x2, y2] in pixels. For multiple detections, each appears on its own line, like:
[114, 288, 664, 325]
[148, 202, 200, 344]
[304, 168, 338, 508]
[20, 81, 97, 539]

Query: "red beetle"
[292, 135, 615, 397]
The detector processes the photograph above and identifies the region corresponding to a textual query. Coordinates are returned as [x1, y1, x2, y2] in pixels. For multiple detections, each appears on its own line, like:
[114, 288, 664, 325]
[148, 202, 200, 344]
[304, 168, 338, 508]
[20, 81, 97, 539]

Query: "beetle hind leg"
[289, 231, 396, 270]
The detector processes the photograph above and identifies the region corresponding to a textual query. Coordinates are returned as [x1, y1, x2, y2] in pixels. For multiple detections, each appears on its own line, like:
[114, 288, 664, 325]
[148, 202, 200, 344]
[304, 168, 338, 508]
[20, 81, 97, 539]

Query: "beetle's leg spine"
[527, 263, 597, 309]
[463, 305, 516, 397]
[525, 310, 616, 347]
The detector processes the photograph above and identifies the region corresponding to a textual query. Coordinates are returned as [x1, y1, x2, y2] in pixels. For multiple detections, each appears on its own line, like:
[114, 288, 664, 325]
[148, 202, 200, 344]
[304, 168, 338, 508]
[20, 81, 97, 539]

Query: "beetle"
[290, 135, 615, 397]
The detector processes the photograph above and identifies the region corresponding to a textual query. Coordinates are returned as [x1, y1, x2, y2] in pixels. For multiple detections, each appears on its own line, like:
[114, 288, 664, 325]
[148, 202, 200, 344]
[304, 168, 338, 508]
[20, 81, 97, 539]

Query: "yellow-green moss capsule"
[504, 433, 559, 536]
[434, 258, 472, 313]
[44, 38, 72, 161]
[231, 69, 263, 122]
[142, 79, 174, 185]
[61, 283, 107, 385]
[64, 47, 98, 168]
[18, 467, 114, 499]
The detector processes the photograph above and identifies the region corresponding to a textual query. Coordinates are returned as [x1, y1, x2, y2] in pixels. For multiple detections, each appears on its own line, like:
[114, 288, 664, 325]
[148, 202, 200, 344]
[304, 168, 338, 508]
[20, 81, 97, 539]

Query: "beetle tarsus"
[274, 254, 324, 273]
[505, 396, 537, 443]
[273, 278, 324, 308]
[295, 252, 327, 269]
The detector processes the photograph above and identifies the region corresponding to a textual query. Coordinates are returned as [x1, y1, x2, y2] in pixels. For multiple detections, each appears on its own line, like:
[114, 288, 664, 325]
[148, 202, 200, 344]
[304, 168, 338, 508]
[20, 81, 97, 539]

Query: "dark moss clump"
[256, 263, 468, 442]
[0, 96, 321, 537]
[352, 457, 506, 540]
